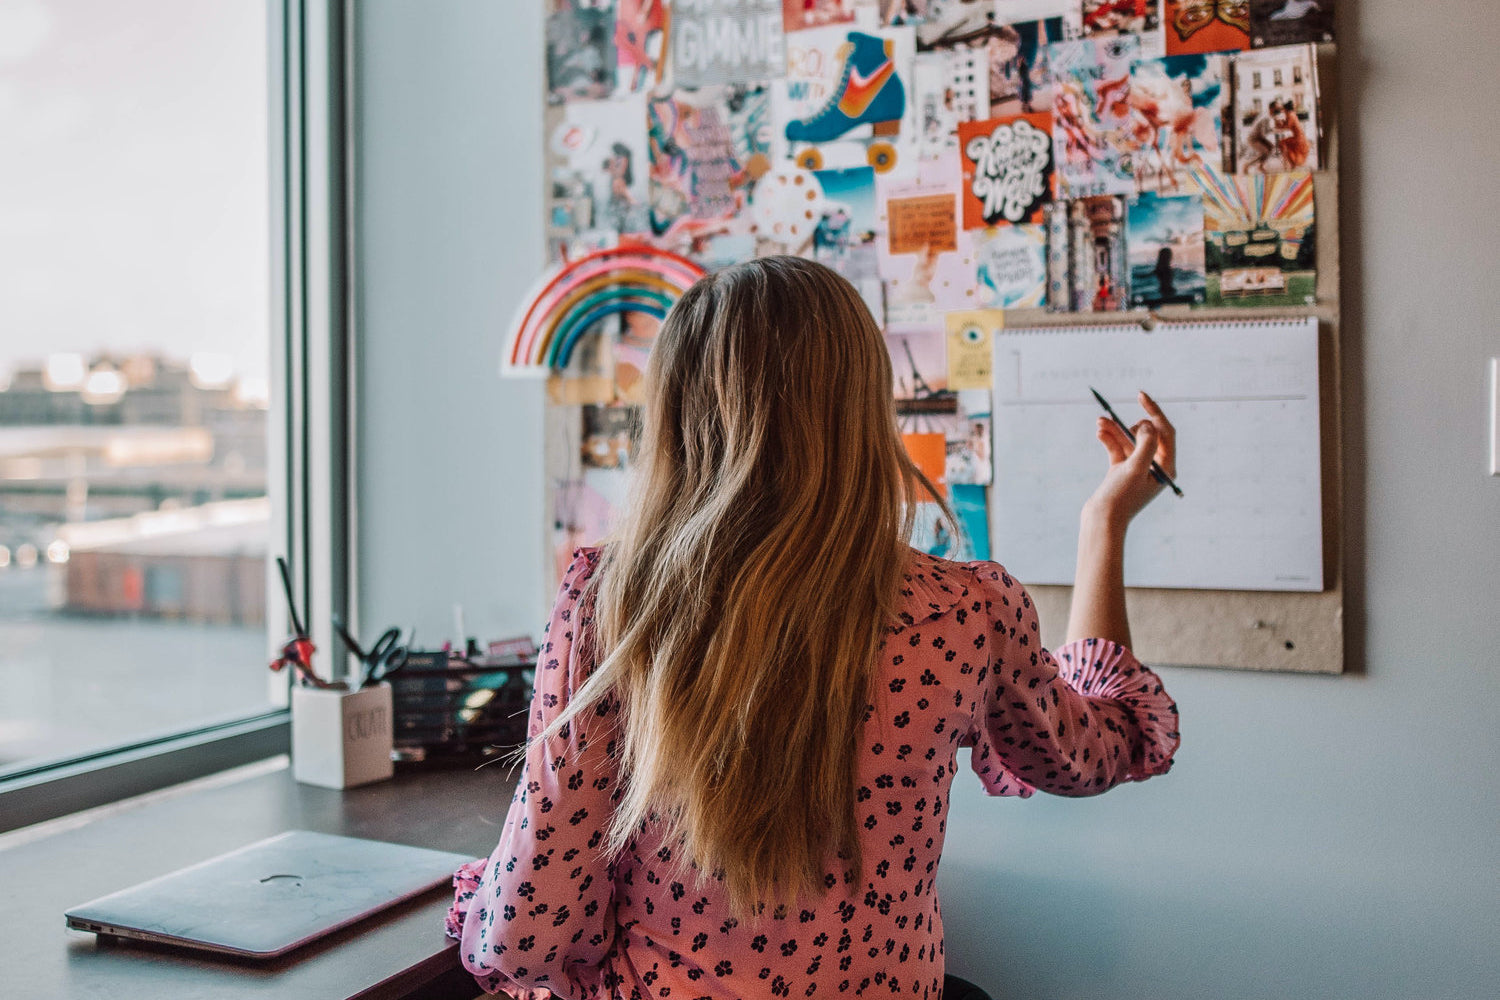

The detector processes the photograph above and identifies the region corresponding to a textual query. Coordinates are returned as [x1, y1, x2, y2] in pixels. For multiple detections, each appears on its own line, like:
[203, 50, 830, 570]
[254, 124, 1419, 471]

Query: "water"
[0, 569, 269, 769]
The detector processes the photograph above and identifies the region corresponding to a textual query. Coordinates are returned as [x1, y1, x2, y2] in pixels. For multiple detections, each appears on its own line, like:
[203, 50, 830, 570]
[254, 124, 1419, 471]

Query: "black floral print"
[447, 548, 1179, 998]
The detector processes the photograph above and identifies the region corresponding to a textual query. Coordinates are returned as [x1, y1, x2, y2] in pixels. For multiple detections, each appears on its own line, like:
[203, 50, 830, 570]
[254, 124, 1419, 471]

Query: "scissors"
[331, 615, 412, 689]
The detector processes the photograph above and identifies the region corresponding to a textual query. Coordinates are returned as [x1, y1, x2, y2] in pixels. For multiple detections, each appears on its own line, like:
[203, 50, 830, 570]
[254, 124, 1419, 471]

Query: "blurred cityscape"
[0, 353, 270, 767]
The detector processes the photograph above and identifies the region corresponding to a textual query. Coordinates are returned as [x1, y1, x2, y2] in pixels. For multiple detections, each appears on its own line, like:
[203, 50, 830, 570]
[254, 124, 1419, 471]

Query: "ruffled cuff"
[444, 858, 488, 941]
[447, 859, 553, 999]
[1054, 638, 1181, 781]
[980, 764, 1037, 799]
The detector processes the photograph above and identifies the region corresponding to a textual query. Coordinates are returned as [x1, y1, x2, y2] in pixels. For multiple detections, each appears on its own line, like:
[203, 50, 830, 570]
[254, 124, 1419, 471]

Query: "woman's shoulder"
[559, 546, 604, 589]
[905, 548, 1018, 585]
[569, 545, 603, 566]
[548, 548, 606, 629]
[894, 548, 1001, 631]
[895, 549, 1030, 627]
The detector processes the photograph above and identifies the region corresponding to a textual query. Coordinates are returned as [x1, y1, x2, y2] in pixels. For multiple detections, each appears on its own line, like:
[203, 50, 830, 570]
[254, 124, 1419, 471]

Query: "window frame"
[0, 0, 356, 835]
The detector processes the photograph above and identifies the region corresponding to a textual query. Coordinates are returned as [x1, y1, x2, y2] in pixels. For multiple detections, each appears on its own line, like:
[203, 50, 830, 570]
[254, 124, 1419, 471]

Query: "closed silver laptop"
[65, 830, 475, 959]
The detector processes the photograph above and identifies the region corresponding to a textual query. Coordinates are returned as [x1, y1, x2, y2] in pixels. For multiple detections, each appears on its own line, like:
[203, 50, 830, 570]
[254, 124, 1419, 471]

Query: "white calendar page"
[990, 317, 1323, 591]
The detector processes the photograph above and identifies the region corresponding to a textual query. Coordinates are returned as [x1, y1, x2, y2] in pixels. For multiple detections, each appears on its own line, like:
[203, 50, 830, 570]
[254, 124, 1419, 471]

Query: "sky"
[0, 0, 270, 380]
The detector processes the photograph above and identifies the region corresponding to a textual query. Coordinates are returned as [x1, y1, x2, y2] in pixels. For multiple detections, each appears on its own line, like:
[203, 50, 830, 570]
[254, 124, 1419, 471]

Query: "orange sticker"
[901, 431, 948, 499]
[887, 194, 958, 255]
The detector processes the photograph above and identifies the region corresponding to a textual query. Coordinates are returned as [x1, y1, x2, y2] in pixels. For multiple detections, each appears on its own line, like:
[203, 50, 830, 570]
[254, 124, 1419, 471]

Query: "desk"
[0, 756, 517, 1000]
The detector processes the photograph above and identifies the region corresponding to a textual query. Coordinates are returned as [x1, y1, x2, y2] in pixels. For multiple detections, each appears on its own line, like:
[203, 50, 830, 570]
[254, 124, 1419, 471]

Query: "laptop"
[64, 830, 477, 959]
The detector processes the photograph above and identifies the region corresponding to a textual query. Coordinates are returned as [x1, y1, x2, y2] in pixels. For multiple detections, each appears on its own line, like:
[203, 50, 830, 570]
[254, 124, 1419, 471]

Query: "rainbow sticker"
[503, 245, 705, 375]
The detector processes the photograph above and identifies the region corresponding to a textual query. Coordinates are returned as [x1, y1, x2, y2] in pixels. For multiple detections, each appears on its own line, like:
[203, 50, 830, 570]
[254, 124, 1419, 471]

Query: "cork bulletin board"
[524, 4, 1346, 674]
[1026, 44, 1343, 673]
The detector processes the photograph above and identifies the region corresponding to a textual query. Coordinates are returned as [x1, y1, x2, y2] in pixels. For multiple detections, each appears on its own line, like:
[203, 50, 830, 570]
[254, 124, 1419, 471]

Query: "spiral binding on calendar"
[1003, 314, 1321, 335]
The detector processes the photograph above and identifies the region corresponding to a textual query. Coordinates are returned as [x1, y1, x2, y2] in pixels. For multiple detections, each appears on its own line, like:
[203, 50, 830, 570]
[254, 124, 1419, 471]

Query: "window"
[0, 1, 274, 777]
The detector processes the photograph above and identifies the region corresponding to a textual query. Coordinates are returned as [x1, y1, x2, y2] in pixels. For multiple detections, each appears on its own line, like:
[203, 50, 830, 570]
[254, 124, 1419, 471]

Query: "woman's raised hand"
[1084, 391, 1176, 533]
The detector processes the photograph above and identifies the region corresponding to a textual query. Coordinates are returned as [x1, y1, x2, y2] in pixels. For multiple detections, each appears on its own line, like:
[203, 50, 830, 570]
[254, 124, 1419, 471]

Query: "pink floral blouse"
[446, 548, 1179, 999]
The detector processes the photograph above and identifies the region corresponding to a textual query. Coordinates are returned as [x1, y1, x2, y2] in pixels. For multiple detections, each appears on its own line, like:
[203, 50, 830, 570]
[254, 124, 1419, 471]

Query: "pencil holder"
[291, 682, 395, 789]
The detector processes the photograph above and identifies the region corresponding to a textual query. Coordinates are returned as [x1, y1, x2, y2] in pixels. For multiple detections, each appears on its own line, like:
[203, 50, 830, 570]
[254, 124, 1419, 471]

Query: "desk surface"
[0, 756, 517, 1000]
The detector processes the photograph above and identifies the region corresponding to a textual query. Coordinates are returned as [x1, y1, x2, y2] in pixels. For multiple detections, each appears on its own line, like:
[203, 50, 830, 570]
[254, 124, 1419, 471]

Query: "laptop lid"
[65, 830, 477, 959]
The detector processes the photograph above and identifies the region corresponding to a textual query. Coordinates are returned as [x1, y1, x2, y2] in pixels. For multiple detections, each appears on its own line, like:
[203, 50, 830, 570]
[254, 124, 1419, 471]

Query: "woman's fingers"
[1096, 417, 1131, 463]
[1087, 418, 1163, 528]
[1138, 391, 1176, 477]
[1138, 391, 1173, 433]
[1126, 421, 1159, 476]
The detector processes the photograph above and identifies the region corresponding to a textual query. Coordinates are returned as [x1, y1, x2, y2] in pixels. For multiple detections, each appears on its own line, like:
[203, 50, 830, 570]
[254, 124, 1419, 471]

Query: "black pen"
[275, 556, 306, 637]
[1089, 387, 1184, 498]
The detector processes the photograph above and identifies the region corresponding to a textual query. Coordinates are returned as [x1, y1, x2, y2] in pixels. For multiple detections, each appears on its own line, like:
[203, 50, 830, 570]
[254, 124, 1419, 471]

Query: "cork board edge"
[1008, 45, 1345, 675]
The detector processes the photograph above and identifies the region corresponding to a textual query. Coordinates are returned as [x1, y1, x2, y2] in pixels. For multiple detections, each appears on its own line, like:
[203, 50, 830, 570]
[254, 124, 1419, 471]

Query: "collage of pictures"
[544, 0, 1334, 576]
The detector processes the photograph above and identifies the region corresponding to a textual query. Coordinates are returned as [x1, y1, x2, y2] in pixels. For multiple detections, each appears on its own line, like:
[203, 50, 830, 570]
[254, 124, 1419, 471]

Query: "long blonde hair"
[548, 256, 941, 914]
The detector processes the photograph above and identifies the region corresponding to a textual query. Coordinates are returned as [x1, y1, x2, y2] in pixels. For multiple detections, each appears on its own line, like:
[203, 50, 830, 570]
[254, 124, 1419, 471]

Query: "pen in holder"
[291, 682, 395, 789]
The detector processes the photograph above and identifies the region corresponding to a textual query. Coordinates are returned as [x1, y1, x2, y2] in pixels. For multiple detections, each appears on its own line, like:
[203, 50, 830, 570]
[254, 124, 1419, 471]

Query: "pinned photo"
[1194, 165, 1315, 306]
[1232, 44, 1319, 173]
[942, 389, 992, 488]
[614, 0, 670, 94]
[988, 2, 1083, 116]
[1163, 0, 1250, 55]
[877, 173, 973, 321]
[1127, 53, 1229, 194]
[1126, 190, 1206, 306]
[879, 0, 949, 30]
[550, 94, 652, 238]
[912, 48, 988, 167]
[967, 225, 1048, 309]
[812, 165, 886, 323]
[648, 84, 773, 244]
[1050, 35, 1141, 198]
[547, 1, 618, 103]
[1249, 0, 1334, 48]
[783, 0, 857, 32]
[1068, 195, 1128, 311]
[885, 325, 949, 407]
[917, 1, 1081, 120]
[909, 486, 989, 561]
[580, 404, 641, 470]
[1083, 0, 1161, 38]
[813, 165, 880, 248]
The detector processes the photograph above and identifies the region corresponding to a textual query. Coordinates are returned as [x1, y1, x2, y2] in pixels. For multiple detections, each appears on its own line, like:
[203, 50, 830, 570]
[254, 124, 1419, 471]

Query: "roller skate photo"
[776, 26, 916, 176]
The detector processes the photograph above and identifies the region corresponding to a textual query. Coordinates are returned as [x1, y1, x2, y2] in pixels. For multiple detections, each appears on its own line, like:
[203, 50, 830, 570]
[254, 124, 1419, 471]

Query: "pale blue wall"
[355, 1, 551, 645]
[355, 3, 1500, 997]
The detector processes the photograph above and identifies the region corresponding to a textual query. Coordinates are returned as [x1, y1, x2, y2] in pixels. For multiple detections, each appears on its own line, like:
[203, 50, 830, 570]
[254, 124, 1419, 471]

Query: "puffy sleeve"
[964, 561, 1180, 798]
[445, 548, 621, 998]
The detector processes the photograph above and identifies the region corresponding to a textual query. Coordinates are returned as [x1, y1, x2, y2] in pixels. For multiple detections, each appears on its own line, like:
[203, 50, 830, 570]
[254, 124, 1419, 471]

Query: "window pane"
[0, 0, 272, 772]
